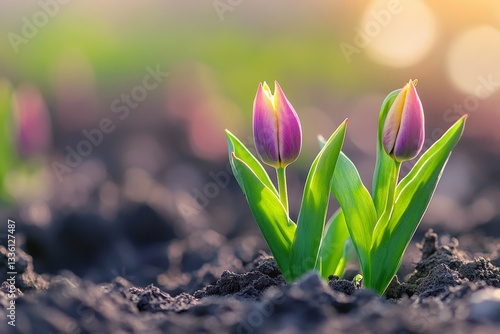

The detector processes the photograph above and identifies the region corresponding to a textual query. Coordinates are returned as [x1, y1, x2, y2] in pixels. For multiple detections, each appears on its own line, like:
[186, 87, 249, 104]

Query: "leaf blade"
[318, 209, 350, 279]
[225, 130, 278, 196]
[330, 152, 377, 279]
[372, 89, 401, 217]
[369, 116, 467, 294]
[288, 120, 347, 280]
[231, 153, 296, 280]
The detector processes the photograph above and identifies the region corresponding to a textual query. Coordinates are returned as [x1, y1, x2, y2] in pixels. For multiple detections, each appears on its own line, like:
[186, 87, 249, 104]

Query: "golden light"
[362, 0, 437, 68]
[446, 25, 500, 96]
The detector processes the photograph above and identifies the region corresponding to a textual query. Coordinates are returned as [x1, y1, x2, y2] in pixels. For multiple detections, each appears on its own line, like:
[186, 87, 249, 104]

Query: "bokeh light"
[363, 0, 437, 68]
[446, 25, 500, 96]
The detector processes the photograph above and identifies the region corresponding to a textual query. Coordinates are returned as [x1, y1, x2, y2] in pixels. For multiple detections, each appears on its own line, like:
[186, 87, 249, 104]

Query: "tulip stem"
[382, 161, 401, 221]
[276, 167, 289, 212]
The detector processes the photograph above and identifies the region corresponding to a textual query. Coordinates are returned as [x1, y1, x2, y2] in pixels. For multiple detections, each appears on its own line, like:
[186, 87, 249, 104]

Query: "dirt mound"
[2, 229, 500, 333]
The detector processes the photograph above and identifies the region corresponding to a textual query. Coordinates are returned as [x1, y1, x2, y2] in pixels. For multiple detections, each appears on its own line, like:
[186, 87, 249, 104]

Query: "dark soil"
[2, 227, 500, 333]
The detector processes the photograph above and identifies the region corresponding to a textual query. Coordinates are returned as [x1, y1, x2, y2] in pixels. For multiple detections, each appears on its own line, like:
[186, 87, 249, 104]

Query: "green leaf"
[372, 89, 401, 217]
[369, 116, 467, 294]
[225, 130, 278, 196]
[230, 153, 296, 281]
[335, 238, 356, 277]
[288, 120, 347, 281]
[317, 209, 349, 279]
[330, 151, 377, 278]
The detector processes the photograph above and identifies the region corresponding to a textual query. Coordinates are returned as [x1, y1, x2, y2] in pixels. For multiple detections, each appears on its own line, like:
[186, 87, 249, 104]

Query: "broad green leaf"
[395, 117, 467, 198]
[372, 89, 400, 217]
[334, 238, 355, 277]
[225, 130, 278, 196]
[369, 116, 466, 294]
[288, 120, 346, 281]
[317, 209, 349, 279]
[316, 139, 352, 279]
[230, 154, 296, 280]
[330, 152, 377, 278]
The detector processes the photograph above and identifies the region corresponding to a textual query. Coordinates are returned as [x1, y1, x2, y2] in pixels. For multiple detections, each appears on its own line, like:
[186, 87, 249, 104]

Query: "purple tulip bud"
[14, 84, 51, 158]
[382, 80, 425, 162]
[253, 81, 302, 168]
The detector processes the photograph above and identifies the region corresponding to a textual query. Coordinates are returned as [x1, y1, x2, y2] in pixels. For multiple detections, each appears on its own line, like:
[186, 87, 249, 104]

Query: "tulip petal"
[393, 81, 425, 161]
[253, 82, 280, 167]
[274, 81, 302, 166]
[382, 87, 407, 156]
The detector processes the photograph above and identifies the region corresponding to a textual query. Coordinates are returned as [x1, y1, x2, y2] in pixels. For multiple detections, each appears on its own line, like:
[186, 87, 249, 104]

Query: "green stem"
[382, 161, 401, 221]
[333, 256, 347, 277]
[365, 161, 401, 290]
[276, 167, 288, 212]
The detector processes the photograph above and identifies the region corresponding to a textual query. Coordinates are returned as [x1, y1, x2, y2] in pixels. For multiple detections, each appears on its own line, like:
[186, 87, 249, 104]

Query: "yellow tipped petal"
[382, 80, 425, 162]
[253, 81, 302, 168]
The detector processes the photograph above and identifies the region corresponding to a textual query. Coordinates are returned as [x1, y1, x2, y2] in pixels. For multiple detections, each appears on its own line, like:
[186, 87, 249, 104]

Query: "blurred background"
[0, 0, 499, 288]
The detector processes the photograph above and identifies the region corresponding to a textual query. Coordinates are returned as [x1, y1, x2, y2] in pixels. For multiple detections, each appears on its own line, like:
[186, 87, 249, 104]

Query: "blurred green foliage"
[0, 80, 15, 202]
[0, 13, 369, 118]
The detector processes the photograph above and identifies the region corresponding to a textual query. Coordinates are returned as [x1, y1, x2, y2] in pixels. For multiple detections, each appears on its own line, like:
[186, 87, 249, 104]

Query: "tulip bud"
[13, 84, 52, 158]
[382, 80, 424, 162]
[253, 81, 302, 168]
